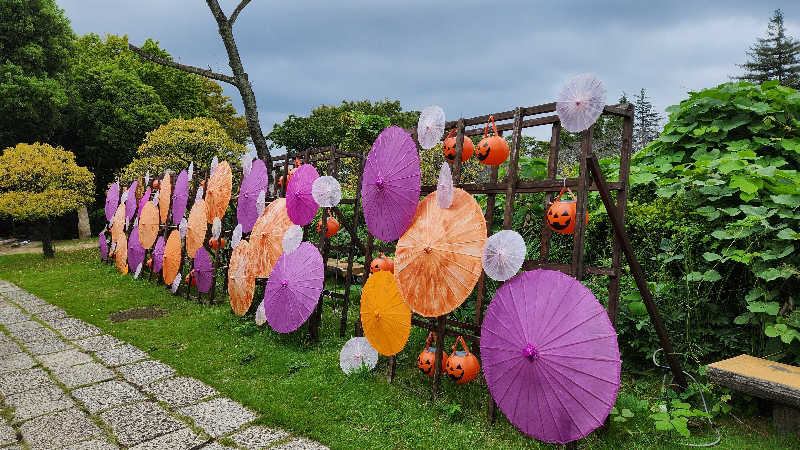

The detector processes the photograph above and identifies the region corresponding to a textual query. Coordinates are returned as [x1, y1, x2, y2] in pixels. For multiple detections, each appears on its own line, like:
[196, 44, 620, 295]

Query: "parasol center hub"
[375, 177, 384, 189]
[374, 312, 381, 320]
[424, 246, 432, 254]
[280, 279, 288, 288]
[523, 343, 539, 361]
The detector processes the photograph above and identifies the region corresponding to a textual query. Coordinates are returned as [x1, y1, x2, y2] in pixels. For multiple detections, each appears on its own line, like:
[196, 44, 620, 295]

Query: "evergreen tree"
[633, 88, 661, 151]
[736, 9, 800, 89]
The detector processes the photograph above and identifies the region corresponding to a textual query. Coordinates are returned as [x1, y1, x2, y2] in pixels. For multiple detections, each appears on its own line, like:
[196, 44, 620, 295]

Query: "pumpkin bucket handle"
[445, 128, 457, 140]
[425, 331, 439, 349]
[451, 335, 470, 354]
[553, 186, 577, 203]
[483, 115, 499, 139]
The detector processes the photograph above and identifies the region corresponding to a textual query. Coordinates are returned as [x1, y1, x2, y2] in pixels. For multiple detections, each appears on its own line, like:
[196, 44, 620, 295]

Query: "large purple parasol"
[104, 182, 119, 223]
[137, 187, 152, 217]
[285, 164, 320, 226]
[480, 269, 620, 444]
[193, 247, 213, 293]
[261, 242, 324, 333]
[361, 126, 421, 242]
[98, 231, 108, 260]
[237, 159, 267, 233]
[125, 180, 138, 221]
[152, 236, 165, 273]
[172, 169, 189, 225]
[127, 226, 146, 276]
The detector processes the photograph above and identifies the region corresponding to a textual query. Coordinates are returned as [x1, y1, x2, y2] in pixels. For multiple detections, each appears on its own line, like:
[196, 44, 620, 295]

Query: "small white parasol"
[436, 163, 454, 209]
[556, 73, 607, 133]
[481, 230, 526, 281]
[231, 223, 243, 249]
[282, 225, 303, 254]
[311, 176, 342, 208]
[417, 105, 446, 150]
[339, 337, 379, 374]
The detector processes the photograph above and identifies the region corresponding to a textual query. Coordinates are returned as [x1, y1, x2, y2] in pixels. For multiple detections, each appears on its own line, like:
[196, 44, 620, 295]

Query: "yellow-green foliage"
[121, 117, 246, 182]
[419, 141, 486, 185]
[0, 143, 94, 221]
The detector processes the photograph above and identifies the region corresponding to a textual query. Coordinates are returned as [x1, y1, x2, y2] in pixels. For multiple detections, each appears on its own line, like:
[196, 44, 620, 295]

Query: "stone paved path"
[0, 280, 328, 450]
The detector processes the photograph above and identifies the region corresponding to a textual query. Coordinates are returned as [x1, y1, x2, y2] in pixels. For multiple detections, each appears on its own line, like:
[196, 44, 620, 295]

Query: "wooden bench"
[707, 354, 800, 435]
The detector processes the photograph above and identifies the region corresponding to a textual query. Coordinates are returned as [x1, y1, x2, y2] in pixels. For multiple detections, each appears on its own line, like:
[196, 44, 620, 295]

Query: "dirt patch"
[110, 306, 169, 323]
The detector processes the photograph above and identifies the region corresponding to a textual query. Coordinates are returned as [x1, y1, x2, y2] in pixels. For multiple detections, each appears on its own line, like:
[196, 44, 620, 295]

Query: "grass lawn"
[0, 249, 797, 449]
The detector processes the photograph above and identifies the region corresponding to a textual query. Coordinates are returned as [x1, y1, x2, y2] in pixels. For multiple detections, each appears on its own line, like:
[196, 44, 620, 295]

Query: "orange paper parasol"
[115, 232, 128, 274]
[186, 199, 207, 259]
[229, 239, 255, 316]
[206, 161, 232, 223]
[138, 201, 159, 249]
[162, 230, 181, 285]
[159, 173, 172, 224]
[110, 204, 125, 244]
[360, 271, 411, 356]
[395, 189, 487, 317]
[248, 198, 292, 277]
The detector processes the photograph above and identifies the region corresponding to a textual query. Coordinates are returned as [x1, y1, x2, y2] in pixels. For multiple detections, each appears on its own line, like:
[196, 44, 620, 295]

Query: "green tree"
[0, 143, 94, 258]
[633, 88, 662, 151]
[121, 117, 247, 183]
[198, 77, 250, 145]
[0, 0, 74, 149]
[736, 9, 800, 89]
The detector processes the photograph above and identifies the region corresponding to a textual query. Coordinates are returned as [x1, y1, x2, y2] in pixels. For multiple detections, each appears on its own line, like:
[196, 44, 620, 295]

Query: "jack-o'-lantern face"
[442, 131, 474, 163]
[444, 338, 480, 384]
[417, 347, 448, 377]
[445, 357, 465, 381]
[476, 136, 510, 166]
[546, 200, 588, 235]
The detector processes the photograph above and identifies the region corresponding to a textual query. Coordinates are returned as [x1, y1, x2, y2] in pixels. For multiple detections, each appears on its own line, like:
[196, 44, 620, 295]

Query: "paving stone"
[118, 360, 175, 386]
[36, 348, 93, 371]
[74, 334, 124, 352]
[0, 352, 36, 373]
[0, 310, 29, 325]
[58, 323, 104, 340]
[179, 398, 256, 438]
[11, 327, 59, 343]
[144, 376, 218, 407]
[24, 303, 59, 314]
[4, 320, 42, 333]
[95, 344, 149, 367]
[200, 443, 232, 449]
[100, 402, 184, 447]
[0, 340, 22, 357]
[34, 308, 67, 322]
[72, 380, 145, 413]
[19, 408, 102, 449]
[22, 338, 73, 355]
[0, 368, 53, 396]
[0, 420, 15, 445]
[53, 361, 116, 388]
[129, 427, 207, 450]
[6, 384, 75, 421]
[229, 426, 289, 449]
[271, 439, 329, 450]
[62, 439, 119, 449]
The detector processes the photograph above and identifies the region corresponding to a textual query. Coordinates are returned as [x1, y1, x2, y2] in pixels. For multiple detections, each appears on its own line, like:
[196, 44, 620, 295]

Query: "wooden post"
[502, 108, 523, 229]
[387, 355, 397, 383]
[431, 316, 447, 399]
[341, 150, 364, 337]
[452, 118, 465, 183]
[586, 152, 687, 389]
[539, 122, 561, 261]
[473, 165, 499, 328]
[571, 126, 593, 280]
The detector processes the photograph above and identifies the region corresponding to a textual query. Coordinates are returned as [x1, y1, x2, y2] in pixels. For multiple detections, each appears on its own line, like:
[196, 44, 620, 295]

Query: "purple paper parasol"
[152, 236, 165, 273]
[98, 231, 108, 260]
[193, 247, 213, 293]
[237, 159, 268, 233]
[137, 187, 152, 217]
[285, 164, 320, 226]
[127, 226, 146, 276]
[105, 182, 119, 223]
[480, 269, 620, 444]
[361, 126, 421, 242]
[262, 242, 324, 333]
[172, 169, 189, 225]
[125, 180, 138, 221]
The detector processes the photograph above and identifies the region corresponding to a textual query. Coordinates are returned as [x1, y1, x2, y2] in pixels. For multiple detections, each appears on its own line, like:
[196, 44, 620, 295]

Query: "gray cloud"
[59, 0, 800, 142]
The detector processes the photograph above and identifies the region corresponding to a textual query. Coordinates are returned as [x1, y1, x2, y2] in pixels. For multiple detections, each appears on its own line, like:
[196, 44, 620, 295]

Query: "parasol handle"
[483, 115, 499, 139]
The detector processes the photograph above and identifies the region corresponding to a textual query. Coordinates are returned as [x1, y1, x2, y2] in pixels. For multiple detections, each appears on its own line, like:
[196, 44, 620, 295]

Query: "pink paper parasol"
[556, 73, 607, 133]
[417, 105, 446, 150]
[127, 226, 146, 277]
[152, 236, 165, 273]
[98, 231, 108, 260]
[172, 169, 189, 225]
[125, 180, 138, 221]
[237, 159, 267, 233]
[285, 164, 320, 226]
[361, 126, 421, 242]
[261, 242, 324, 333]
[480, 269, 620, 444]
[104, 182, 119, 223]
[137, 187, 152, 217]
[193, 247, 213, 293]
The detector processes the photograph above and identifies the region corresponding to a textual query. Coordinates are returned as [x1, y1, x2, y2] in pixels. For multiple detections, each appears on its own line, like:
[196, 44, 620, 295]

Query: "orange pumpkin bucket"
[316, 211, 340, 238]
[476, 115, 509, 166]
[445, 335, 480, 384]
[442, 129, 474, 162]
[545, 187, 589, 235]
[369, 253, 394, 274]
[417, 332, 448, 377]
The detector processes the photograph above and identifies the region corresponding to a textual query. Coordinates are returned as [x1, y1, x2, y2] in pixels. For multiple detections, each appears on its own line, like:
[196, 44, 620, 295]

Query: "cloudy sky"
[59, 1, 800, 142]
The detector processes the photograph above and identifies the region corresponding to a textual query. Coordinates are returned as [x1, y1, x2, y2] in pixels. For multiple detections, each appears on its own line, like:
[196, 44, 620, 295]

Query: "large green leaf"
[729, 175, 759, 194]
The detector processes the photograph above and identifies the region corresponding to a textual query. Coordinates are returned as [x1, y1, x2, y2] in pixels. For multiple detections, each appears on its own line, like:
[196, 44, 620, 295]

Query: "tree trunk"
[77, 206, 91, 239]
[41, 219, 55, 258]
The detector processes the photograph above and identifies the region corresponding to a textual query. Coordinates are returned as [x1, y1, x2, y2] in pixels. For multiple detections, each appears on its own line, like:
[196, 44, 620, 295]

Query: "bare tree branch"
[127, 43, 236, 85]
[229, 0, 252, 25]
